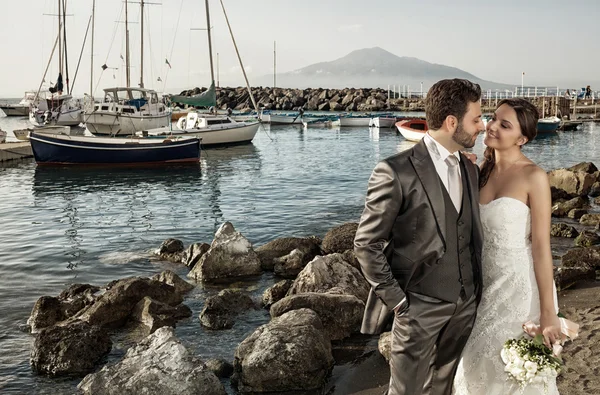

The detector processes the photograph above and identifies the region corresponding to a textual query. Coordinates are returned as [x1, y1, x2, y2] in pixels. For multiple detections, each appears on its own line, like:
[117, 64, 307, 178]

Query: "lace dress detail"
[453, 197, 559, 395]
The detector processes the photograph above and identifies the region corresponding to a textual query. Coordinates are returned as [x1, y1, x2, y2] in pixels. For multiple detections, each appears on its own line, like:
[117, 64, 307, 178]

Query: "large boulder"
[199, 289, 256, 330]
[561, 246, 600, 270]
[155, 238, 185, 263]
[188, 222, 262, 282]
[262, 280, 293, 308]
[150, 270, 195, 296]
[232, 309, 334, 393]
[378, 331, 392, 362]
[28, 284, 100, 333]
[129, 296, 192, 335]
[548, 165, 597, 198]
[550, 223, 579, 238]
[255, 236, 321, 271]
[30, 321, 111, 377]
[78, 327, 226, 395]
[321, 223, 358, 254]
[182, 243, 211, 269]
[287, 253, 370, 303]
[76, 277, 183, 329]
[554, 266, 596, 291]
[568, 209, 587, 220]
[270, 292, 364, 340]
[551, 197, 587, 217]
[273, 248, 317, 278]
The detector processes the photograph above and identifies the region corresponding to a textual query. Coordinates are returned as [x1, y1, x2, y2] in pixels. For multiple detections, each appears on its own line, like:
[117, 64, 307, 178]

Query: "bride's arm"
[528, 166, 562, 347]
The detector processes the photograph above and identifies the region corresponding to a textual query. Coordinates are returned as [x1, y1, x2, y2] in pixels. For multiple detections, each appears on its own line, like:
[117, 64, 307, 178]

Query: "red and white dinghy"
[395, 119, 428, 142]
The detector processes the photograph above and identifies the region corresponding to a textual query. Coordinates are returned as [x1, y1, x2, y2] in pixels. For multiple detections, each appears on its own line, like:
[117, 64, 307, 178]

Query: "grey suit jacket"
[354, 139, 484, 335]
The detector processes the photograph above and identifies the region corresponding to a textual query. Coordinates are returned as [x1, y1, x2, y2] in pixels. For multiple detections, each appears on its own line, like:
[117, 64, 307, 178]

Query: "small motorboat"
[537, 117, 561, 133]
[302, 118, 341, 128]
[370, 116, 397, 128]
[29, 131, 200, 165]
[395, 119, 428, 142]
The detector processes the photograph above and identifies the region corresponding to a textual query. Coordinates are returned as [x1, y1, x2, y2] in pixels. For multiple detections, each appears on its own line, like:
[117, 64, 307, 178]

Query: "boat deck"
[0, 142, 33, 162]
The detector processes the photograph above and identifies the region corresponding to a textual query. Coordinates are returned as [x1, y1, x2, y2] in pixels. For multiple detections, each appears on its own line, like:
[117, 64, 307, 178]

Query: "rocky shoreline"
[175, 86, 595, 116]
[26, 162, 600, 394]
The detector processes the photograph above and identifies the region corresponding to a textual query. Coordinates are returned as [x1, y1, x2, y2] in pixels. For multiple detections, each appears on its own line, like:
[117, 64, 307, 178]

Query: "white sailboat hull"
[85, 112, 171, 136]
[370, 117, 396, 128]
[29, 108, 83, 127]
[146, 121, 259, 147]
[339, 117, 371, 127]
[269, 114, 303, 124]
[1, 105, 29, 117]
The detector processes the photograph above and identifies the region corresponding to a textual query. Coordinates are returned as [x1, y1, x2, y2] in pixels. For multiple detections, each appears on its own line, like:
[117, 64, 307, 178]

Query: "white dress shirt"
[423, 132, 462, 193]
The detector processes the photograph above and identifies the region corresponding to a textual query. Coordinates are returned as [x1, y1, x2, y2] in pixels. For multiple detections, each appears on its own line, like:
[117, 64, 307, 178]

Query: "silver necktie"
[445, 155, 462, 211]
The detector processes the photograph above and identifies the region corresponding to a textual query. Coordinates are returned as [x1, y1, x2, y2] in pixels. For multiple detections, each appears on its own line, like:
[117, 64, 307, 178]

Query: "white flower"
[510, 366, 526, 379]
[501, 347, 509, 364]
[524, 360, 538, 374]
[513, 356, 525, 368]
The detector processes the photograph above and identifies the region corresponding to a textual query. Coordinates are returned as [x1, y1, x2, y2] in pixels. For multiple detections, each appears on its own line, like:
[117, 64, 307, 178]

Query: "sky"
[0, 0, 598, 98]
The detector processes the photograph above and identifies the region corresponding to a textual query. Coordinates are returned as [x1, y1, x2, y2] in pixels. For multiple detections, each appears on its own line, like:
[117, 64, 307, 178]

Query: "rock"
[232, 309, 333, 393]
[580, 214, 600, 226]
[30, 321, 111, 377]
[205, 358, 234, 378]
[78, 327, 226, 395]
[76, 277, 183, 329]
[151, 270, 195, 295]
[318, 102, 331, 111]
[155, 238, 185, 263]
[188, 222, 262, 282]
[130, 297, 192, 334]
[590, 182, 600, 197]
[199, 289, 256, 330]
[554, 266, 596, 291]
[378, 331, 392, 362]
[575, 231, 600, 247]
[288, 253, 370, 302]
[340, 249, 361, 270]
[270, 292, 364, 340]
[321, 222, 359, 254]
[552, 197, 587, 217]
[28, 284, 100, 333]
[568, 162, 598, 174]
[273, 248, 315, 278]
[262, 280, 293, 308]
[550, 223, 580, 238]
[548, 168, 597, 198]
[561, 246, 600, 270]
[568, 209, 587, 220]
[182, 243, 211, 269]
[255, 236, 321, 271]
[329, 101, 343, 111]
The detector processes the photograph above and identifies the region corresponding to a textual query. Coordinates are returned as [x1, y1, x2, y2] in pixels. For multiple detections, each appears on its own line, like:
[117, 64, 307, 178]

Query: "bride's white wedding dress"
[453, 197, 559, 394]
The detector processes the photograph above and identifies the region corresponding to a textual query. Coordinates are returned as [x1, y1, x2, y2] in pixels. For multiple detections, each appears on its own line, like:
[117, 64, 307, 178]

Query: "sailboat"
[84, 0, 170, 136]
[144, 0, 259, 147]
[29, 0, 83, 127]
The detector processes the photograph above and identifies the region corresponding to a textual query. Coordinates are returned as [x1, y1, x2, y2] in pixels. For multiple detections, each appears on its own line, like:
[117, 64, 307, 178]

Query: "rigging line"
[163, 0, 184, 93]
[71, 15, 93, 93]
[104, 4, 124, 64]
[145, 8, 155, 89]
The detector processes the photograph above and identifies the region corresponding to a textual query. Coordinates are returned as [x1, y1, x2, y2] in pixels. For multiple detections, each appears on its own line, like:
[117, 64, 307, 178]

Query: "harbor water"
[1, 114, 600, 394]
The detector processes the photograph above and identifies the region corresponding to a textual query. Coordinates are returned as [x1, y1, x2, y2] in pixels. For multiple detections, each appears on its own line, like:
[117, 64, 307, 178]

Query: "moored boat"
[537, 116, 561, 133]
[370, 116, 397, 128]
[339, 115, 372, 127]
[395, 119, 428, 142]
[29, 131, 200, 165]
[302, 118, 341, 128]
[145, 112, 259, 147]
[0, 91, 48, 117]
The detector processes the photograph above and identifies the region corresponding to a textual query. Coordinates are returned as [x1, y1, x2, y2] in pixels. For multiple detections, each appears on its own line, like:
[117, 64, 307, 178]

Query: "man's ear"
[444, 115, 458, 133]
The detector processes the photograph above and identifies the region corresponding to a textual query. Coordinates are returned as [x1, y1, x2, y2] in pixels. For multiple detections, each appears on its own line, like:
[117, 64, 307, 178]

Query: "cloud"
[337, 24, 363, 33]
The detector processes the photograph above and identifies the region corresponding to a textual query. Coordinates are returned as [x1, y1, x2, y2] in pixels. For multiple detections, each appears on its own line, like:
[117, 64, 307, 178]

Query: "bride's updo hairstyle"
[479, 98, 539, 189]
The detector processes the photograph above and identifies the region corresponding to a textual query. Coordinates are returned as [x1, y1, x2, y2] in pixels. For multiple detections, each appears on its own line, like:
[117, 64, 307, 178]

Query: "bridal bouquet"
[501, 334, 562, 386]
[501, 314, 579, 388]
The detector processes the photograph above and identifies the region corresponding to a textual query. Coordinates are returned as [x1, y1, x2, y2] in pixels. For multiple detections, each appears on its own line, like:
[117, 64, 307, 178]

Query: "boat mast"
[125, 0, 131, 87]
[90, 0, 95, 99]
[205, 0, 215, 85]
[273, 40, 276, 88]
[58, 0, 62, 76]
[139, 0, 144, 88]
[62, 0, 70, 94]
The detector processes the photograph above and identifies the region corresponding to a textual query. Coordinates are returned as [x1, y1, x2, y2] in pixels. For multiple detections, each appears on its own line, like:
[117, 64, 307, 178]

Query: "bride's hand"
[540, 313, 562, 348]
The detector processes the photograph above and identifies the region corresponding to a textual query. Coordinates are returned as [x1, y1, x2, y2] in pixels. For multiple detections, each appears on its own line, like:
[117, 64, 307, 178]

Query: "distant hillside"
[255, 47, 513, 91]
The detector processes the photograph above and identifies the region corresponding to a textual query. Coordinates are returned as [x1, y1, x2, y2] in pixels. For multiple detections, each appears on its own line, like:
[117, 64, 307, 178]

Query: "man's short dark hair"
[425, 79, 481, 130]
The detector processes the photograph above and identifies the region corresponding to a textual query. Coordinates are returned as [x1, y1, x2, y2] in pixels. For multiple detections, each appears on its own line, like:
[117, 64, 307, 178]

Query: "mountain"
[255, 47, 513, 91]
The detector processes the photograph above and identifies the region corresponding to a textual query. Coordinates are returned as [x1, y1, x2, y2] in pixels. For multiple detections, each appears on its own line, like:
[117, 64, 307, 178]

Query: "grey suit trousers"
[388, 291, 477, 395]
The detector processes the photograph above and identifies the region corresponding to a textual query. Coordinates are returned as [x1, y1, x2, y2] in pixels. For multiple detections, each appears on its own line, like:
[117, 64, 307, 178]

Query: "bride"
[453, 98, 562, 394]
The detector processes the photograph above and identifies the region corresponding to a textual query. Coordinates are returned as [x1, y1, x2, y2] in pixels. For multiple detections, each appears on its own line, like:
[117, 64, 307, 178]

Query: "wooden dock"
[0, 142, 33, 162]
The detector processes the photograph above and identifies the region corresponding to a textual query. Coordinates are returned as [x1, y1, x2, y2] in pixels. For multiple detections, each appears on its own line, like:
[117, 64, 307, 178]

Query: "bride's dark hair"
[479, 98, 540, 189]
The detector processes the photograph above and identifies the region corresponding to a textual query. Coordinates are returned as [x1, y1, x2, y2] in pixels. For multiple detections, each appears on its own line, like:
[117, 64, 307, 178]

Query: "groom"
[354, 79, 485, 395]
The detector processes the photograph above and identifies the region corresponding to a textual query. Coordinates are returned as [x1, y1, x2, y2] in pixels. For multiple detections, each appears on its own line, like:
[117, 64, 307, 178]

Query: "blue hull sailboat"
[29, 131, 200, 165]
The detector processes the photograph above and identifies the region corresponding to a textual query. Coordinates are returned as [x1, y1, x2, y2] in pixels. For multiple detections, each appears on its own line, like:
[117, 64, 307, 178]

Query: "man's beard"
[452, 122, 478, 148]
